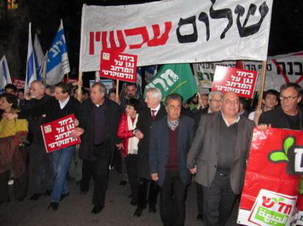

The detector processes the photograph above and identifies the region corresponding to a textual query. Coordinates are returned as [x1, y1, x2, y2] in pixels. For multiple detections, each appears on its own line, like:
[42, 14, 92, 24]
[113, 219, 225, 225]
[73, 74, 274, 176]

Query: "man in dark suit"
[187, 92, 254, 226]
[78, 82, 120, 214]
[133, 87, 166, 216]
[149, 93, 195, 226]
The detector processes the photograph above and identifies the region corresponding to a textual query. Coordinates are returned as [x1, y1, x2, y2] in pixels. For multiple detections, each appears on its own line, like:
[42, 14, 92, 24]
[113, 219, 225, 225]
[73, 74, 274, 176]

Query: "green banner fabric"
[145, 64, 198, 102]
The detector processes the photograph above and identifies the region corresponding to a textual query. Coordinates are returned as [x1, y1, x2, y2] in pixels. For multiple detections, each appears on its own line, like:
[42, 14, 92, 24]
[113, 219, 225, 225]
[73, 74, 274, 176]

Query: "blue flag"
[0, 55, 12, 93]
[25, 23, 37, 91]
[34, 33, 44, 81]
[46, 19, 70, 85]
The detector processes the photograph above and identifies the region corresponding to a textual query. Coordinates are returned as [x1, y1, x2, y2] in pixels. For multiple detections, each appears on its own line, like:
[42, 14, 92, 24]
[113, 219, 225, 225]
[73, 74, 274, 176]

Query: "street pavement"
[0, 170, 238, 226]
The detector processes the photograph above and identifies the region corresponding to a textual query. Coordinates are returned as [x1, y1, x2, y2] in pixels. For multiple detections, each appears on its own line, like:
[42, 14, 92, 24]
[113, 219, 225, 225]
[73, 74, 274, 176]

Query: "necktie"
[151, 110, 156, 120]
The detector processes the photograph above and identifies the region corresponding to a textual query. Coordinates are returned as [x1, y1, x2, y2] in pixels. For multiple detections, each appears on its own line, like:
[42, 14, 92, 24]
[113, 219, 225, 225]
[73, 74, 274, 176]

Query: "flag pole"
[116, 79, 120, 98]
[253, 60, 267, 124]
[77, 71, 83, 102]
[257, 60, 267, 108]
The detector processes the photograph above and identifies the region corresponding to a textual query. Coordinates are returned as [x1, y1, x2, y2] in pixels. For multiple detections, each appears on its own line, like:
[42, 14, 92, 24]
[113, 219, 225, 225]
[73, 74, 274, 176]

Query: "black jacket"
[136, 104, 167, 179]
[18, 95, 50, 145]
[45, 96, 81, 122]
[78, 98, 121, 161]
[259, 105, 303, 130]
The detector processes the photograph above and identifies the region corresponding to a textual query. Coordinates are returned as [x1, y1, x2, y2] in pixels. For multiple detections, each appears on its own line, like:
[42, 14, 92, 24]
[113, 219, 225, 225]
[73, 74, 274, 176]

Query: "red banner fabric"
[238, 128, 303, 225]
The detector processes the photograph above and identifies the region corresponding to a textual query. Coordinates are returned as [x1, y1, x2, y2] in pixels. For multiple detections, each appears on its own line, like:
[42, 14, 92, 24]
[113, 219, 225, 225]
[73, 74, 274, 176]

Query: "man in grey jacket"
[187, 92, 254, 226]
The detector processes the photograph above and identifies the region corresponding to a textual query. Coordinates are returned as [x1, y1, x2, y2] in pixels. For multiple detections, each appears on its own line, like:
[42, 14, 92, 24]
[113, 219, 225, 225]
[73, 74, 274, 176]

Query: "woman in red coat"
[117, 98, 140, 206]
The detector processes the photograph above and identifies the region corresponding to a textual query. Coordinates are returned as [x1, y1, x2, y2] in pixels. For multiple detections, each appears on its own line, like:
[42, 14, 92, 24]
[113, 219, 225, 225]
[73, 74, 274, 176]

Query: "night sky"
[26, 0, 303, 55]
[2, 0, 303, 79]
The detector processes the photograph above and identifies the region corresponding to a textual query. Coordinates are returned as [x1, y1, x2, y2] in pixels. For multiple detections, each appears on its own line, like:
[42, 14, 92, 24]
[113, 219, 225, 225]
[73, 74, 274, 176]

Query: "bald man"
[187, 92, 254, 226]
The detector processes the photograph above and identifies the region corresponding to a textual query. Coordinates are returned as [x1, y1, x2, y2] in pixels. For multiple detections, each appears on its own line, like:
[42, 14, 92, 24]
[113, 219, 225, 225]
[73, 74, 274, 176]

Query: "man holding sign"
[44, 82, 81, 210]
[187, 92, 254, 225]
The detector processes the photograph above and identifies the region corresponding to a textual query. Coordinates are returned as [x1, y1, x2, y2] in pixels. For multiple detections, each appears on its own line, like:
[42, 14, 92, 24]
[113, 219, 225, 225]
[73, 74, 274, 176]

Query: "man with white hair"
[17, 80, 53, 200]
[133, 87, 167, 217]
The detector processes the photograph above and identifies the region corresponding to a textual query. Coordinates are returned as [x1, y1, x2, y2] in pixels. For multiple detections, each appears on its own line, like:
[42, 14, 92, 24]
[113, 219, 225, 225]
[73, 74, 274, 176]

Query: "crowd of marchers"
[0, 81, 302, 226]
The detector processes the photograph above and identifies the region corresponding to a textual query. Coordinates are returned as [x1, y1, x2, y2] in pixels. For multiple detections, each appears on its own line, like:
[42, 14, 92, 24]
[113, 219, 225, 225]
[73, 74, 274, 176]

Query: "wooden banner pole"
[116, 79, 120, 98]
[257, 60, 268, 108]
[77, 71, 83, 102]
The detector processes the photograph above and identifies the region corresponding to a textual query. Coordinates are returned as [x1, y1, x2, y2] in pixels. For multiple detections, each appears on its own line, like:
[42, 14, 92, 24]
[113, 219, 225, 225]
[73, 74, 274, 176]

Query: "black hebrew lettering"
[234, 2, 269, 37]
[209, 0, 233, 39]
[176, 16, 198, 43]
[287, 62, 294, 75]
[294, 62, 303, 75]
[266, 64, 272, 71]
[198, 12, 210, 41]
[276, 62, 286, 75]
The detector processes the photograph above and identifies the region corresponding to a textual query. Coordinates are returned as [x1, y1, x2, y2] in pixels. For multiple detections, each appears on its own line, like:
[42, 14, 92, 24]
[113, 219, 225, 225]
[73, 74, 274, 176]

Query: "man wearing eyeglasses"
[193, 91, 223, 125]
[259, 83, 303, 130]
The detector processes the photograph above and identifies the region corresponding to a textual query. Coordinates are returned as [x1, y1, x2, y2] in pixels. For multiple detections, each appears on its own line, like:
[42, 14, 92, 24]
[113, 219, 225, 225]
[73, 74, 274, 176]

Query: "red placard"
[12, 79, 25, 89]
[41, 114, 81, 153]
[100, 51, 137, 83]
[212, 66, 258, 98]
[238, 128, 303, 225]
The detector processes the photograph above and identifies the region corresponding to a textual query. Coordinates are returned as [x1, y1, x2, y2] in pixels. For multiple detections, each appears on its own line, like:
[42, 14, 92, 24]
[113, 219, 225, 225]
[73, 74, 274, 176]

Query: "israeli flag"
[46, 19, 70, 85]
[0, 55, 12, 93]
[34, 33, 44, 81]
[25, 23, 37, 91]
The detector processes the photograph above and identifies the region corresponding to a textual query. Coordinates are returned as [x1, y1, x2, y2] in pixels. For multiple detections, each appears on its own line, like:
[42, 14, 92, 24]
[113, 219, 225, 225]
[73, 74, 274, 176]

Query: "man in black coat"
[17, 81, 53, 201]
[133, 87, 166, 216]
[78, 82, 120, 214]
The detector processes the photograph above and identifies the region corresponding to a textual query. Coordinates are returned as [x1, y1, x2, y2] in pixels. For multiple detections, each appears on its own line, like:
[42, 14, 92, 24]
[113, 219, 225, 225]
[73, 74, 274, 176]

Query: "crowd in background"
[0, 80, 302, 226]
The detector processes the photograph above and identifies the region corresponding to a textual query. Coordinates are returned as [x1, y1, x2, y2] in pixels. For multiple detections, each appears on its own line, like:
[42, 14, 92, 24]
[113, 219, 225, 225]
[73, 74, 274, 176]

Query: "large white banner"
[193, 51, 303, 91]
[80, 0, 273, 72]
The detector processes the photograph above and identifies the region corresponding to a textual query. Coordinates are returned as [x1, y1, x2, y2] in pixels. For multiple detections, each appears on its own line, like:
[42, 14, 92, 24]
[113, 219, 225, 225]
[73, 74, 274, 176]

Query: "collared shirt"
[167, 118, 179, 131]
[221, 111, 240, 127]
[59, 96, 70, 109]
[150, 104, 161, 117]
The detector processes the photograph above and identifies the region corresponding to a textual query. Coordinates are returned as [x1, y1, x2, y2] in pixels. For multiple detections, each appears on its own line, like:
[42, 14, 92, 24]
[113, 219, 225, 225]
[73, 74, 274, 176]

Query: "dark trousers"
[125, 154, 138, 203]
[81, 144, 111, 207]
[0, 171, 10, 203]
[203, 172, 238, 226]
[137, 177, 159, 209]
[0, 170, 27, 202]
[112, 147, 122, 174]
[196, 182, 204, 215]
[160, 170, 187, 226]
[28, 143, 53, 194]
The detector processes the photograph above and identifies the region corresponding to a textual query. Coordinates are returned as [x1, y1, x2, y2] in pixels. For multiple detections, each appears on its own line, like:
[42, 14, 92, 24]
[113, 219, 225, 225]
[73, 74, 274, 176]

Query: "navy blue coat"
[149, 115, 195, 187]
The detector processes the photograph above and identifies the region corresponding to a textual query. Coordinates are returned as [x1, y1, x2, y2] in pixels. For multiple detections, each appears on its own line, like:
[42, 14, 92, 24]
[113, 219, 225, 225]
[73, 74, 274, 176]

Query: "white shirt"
[221, 111, 240, 127]
[59, 96, 70, 109]
[150, 104, 161, 117]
